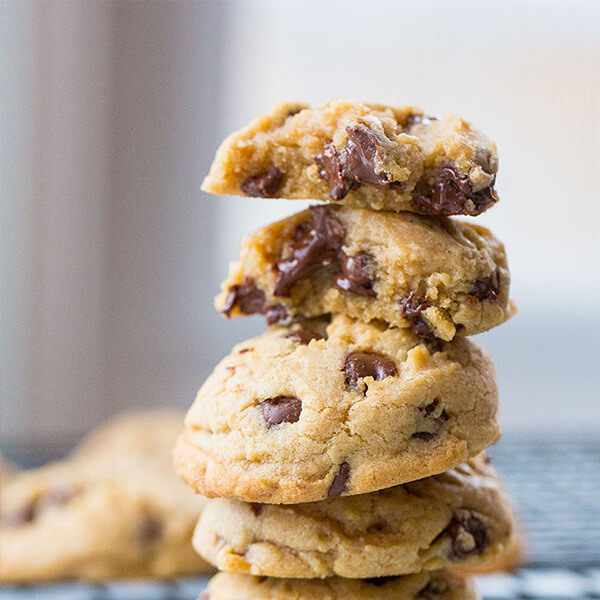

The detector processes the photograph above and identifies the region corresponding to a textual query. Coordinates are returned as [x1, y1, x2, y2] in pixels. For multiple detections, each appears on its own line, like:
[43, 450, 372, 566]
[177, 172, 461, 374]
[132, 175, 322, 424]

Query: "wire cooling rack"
[1, 436, 599, 599]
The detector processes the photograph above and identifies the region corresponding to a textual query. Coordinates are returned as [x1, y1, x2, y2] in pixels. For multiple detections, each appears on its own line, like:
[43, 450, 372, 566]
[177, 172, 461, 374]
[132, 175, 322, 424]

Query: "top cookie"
[201, 99, 498, 216]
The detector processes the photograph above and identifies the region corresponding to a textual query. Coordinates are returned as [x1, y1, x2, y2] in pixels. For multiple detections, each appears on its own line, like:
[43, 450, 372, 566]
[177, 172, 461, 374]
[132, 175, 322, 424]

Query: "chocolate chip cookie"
[216, 205, 514, 340]
[174, 316, 500, 504]
[199, 570, 478, 600]
[0, 412, 212, 582]
[202, 99, 498, 216]
[192, 454, 513, 578]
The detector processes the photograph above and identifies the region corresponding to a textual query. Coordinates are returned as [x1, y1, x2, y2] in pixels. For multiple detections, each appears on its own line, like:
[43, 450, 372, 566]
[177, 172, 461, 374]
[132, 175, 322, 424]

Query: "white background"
[2, 0, 599, 446]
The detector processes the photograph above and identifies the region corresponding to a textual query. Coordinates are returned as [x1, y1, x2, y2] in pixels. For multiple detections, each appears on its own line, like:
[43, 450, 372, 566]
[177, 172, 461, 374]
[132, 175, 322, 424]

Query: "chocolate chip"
[412, 166, 495, 216]
[1, 501, 36, 528]
[327, 462, 351, 497]
[334, 251, 376, 297]
[222, 277, 287, 325]
[419, 399, 449, 422]
[344, 126, 393, 186]
[284, 329, 324, 344]
[238, 347, 253, 354]
[445, 509, 488, 559]
[314, 142, 357, 201]
[241, 166, 284, 198]
[398, 292, 436, 341]
[343, 352, 397, 388]
[314, 126, 397, 201]
[249, 503, 264, 516]
[222, 277, 267, 317]
[259, 396, 302, 428]
[469, 272, 500, 302]
[417, 579, 448, 599]
[1, 486, 74, 529]
[411, 431, 436, 442]
[413, 399, 450, 441]
[274, 206, 345, 296]
[364, 576, 396, 587]
[265, 303, 288, 325]
[137, 515, 163, 542]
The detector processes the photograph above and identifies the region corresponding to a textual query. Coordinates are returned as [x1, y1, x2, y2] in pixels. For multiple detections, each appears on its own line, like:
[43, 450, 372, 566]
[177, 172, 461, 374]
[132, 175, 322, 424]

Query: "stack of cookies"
[175, 100, 518, 600]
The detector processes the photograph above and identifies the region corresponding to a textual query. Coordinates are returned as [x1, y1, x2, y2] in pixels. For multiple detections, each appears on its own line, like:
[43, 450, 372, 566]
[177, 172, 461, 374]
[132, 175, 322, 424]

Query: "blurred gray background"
[2, 0, 599, 448]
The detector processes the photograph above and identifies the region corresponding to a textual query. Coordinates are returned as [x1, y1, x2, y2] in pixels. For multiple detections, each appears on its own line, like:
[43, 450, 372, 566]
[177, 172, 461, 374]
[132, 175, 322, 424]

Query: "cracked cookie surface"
[193, 454, 514, 578]
[174, 316, 500, 504]
[202, 99, 498, 216]
[216, 205, 514, 340]
[0, 412, 212, 583]
[200, 570, 478, 600]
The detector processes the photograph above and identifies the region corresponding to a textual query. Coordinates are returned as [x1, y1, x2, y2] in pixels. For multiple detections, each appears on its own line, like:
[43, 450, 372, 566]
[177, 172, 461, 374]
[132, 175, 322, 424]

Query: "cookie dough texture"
[199, 570, 478, 600]
[202, 99, 498, 216]
[193, 454, 513, 578]
[216, 206, 514, 341]
[0, 411, 212, 583]
[174, 316, 500, 504]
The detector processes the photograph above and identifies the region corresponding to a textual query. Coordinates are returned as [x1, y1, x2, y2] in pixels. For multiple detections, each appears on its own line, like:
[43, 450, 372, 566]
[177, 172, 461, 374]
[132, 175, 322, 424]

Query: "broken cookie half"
[202, 99, 498, 216]
[215, 205, 514, 341]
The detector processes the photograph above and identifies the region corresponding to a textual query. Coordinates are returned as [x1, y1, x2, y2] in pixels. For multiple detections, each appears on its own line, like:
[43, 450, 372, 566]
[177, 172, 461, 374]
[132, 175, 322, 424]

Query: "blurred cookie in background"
[0, 411, 213, 583]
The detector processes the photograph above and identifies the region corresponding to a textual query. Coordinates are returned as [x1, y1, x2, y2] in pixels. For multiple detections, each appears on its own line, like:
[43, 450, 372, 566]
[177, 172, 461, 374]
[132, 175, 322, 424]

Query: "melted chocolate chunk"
[418, 579, 448, 599]
[241, 166, 284, 198]
[249, 503, 264, 516]
[274, 206, 345, 296]
[259, 396, 302, 428]
[411, 431, 436, 442]
[445, 509, 488, 559]
[334, 251, 376, 296]
[284, 329, 324, 344]
[469, 272, 500, 302]
[343, 352, 398, 388]
[412, 166, 495, 216]
[137, 515, 163, 542]
[222, 277, 267, 317]
[344, 126, 393, 186]
[314, 142, 358, 201]
[327, 462, 351, 497]
[314, 126, 397, 201]
[222, 277, 287, 324]
[265, 303, 288, 325]
[398, 292, 436, 341]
